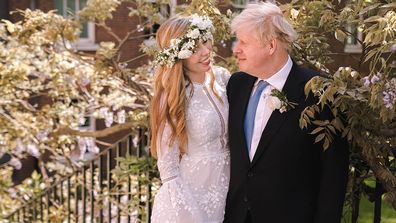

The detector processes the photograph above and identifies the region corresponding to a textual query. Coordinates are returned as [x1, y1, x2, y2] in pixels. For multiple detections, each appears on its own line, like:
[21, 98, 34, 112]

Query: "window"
[231, 0, 261, 9]
[344, 1, 363, 53]
[30, 0, 37, 9]
[142, 0, 170, 48]
[143, 0, 170, 40]
[79, 116, 95, 131]
[54, 0, 98, 51]
[344, 20, 363, 53]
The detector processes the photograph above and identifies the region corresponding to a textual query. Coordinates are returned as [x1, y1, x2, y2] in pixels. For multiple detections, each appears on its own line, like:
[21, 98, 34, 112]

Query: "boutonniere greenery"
[268, 89, 298, 113]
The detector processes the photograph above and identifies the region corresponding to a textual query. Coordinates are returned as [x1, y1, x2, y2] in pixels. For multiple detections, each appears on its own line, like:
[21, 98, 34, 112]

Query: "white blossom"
[14, 139, 25, 155]
[351, 71, 358, 78]
[86, 137, 99, 154]
[9, 157, 22, 170]
[78, 137, 87, 156]
[7, 188, 17, 198]
[79, 76, 91, 87]
[59, 60, 75, 70]
[39, 183, 46, 190]
[36, 130, 49, 142]
[117, 110, 126, 124]
[391, 43, 396, 53]
[133, 135, 139, 148]
[79, 115, 87, 125]
[136, 24, 144, 32]
[99, 107, 109, 117]
[63, 74, 77, 86]
[27, 143, 40, 158]
[105, 111, 114, 127]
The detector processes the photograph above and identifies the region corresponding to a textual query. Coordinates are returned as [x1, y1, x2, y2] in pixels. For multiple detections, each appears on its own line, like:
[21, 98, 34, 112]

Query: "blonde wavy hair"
[150, 15, 220, 158]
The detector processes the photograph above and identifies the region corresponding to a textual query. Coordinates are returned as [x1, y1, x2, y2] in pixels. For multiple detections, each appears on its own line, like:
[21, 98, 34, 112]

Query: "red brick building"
[2, 0, 364, 74]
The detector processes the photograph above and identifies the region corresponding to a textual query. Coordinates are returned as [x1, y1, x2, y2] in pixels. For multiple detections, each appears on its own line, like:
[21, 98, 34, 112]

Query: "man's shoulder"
[229, 71, 251, 83]
[293, 64, 320, 84]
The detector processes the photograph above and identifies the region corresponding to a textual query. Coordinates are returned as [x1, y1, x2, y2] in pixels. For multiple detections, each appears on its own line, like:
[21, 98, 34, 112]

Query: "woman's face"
[183, 41, 213, 77]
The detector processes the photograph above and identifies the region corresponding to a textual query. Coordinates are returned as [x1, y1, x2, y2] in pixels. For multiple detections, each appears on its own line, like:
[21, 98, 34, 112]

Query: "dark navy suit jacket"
[224, 63, 349, 223]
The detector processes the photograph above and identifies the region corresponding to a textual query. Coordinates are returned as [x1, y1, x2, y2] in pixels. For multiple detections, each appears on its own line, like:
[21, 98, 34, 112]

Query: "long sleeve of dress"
[151, 123, 203, 223]
[151, 66, 230, 223]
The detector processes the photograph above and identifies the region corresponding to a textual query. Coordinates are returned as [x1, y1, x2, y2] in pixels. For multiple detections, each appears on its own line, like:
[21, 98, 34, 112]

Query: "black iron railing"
[5, 128, 155, 223]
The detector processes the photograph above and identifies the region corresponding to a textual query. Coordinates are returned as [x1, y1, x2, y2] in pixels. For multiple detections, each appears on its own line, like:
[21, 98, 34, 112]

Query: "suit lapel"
[250, 63, 306, 167]
[236, 74, 257, 163]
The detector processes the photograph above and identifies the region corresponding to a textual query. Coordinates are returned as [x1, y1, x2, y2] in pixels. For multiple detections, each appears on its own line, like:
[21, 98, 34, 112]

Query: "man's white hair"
[231, 2, 297, 49]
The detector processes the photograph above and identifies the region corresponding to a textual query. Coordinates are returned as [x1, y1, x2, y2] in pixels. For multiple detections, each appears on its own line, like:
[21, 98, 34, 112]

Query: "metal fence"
[5, 129, 155, 223]
[349, 154, 396, 223]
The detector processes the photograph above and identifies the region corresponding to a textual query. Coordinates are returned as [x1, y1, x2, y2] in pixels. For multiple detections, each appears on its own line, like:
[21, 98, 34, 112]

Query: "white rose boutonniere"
[268, 89, 298, 113]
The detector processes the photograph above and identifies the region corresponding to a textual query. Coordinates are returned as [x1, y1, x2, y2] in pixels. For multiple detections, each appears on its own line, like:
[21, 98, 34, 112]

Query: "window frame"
[55, 0, 98, 51]
[78, 115, 95, 131]
[344, 20, 363, 53]
[231, 0, 262, 9]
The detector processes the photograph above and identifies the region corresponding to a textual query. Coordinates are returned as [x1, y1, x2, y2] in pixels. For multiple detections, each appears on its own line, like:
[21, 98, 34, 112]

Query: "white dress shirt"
[248, 56, 293, 160]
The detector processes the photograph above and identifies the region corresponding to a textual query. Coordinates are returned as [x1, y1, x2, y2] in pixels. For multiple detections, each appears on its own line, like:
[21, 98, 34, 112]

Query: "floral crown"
[155, 14, 214, 67]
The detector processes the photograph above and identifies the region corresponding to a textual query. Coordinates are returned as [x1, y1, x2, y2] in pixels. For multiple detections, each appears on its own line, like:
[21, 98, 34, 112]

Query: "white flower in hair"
[190, 14, 212, 30]
[178, 49, 193, 59]
[187, 28, 200, 39]
[204, 32, 213, 42]
[170, 39, 178, 47]
[190, 14, 203, 26]
[155, 14, 214, 67]
[182, 40, 195, 51]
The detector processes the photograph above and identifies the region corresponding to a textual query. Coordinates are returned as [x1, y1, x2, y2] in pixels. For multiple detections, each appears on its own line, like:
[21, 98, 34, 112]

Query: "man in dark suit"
[224, 2, 349, 223]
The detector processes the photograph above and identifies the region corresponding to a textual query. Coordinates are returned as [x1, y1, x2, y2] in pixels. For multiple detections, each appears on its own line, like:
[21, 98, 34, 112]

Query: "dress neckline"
[191, 81, 204, 87]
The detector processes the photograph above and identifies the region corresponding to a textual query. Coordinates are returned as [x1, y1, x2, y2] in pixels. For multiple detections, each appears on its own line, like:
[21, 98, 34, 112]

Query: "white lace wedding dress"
[151, 66, 230, 223]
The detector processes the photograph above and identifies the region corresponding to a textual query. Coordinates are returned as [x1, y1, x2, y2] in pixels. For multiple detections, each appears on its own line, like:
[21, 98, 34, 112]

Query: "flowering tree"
[0, 2, 153, 217]
[0, 0, 231, 218]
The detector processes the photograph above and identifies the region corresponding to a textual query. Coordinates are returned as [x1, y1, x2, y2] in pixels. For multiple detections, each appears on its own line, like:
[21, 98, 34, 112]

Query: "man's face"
[233, 28, 271, 77]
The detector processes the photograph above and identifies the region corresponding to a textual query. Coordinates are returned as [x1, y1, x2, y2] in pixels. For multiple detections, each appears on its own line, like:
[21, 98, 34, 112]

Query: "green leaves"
[334, 29, 347, 42]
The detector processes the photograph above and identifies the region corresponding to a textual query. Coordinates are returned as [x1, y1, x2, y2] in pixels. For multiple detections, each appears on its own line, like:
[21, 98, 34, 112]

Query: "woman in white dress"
[150, 14, 230, 223]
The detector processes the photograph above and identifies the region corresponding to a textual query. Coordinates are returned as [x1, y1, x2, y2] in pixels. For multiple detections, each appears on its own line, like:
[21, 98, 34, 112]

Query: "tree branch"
[97, 22, 121, 43]
[361, 150, 396, 210]
[380, 128, 396, 137]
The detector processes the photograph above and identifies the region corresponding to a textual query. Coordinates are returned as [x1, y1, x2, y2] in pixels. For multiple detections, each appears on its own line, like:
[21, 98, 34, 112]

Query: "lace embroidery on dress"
[151, 66, 231, 223]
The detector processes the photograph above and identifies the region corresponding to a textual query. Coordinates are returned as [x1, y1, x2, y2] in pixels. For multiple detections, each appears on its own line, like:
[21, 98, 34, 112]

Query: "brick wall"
[9, 0, 54, 21]
[95, 1, 150, 68]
